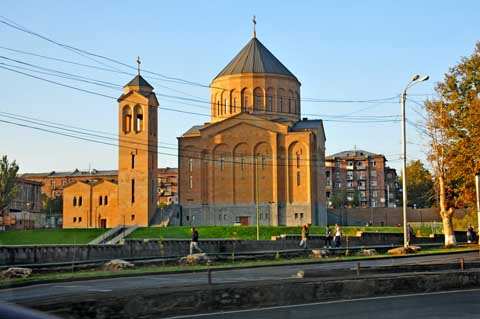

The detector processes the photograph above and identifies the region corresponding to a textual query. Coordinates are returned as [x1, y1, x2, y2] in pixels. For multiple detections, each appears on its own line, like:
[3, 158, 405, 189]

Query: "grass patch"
[128, 226, 440, 240]
[0, 229, 107, 245]
[0, 246, 475, 288]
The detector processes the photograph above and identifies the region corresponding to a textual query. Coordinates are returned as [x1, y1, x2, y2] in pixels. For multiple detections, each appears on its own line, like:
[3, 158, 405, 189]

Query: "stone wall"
[0, 231, 466, 266]
[327, 207, 470, 226]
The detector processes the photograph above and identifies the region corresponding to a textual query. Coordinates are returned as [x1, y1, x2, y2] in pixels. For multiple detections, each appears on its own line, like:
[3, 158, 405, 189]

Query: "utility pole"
[255, 156, 259, 241]
[401, 74, 429, 248]
[475, 174, 480, 246]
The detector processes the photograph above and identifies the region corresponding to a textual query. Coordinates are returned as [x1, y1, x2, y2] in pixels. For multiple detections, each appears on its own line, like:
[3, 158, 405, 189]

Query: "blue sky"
[1, 1, 479, 173]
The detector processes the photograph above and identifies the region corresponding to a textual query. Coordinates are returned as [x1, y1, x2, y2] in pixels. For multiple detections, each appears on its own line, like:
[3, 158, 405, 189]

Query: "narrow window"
[267, 96, 273, 111]
[294, 213, 298, 219]
[233, 97, 237, 112]
[217, 101, 220, 115]
[189, 176, 193, 189]
[131, 154, 135, 169]
[244, 96, 249, 112]
[255, 95, 261, 111]
[297, 171, 301, 186]
[73, 197, 77, 207]
[73, 217, 77, 223]
[189, 158, 193, 172]
[241, 156, 245, 172]
[131, 214, 135, 221]
[79, 217, 82, 222]
[224, 99, 228, 114]
[296, 153, 300, 169]
[300, 213, 303, 219]
[99, 196, 103, 206]
[262, 156, 266, 170]
[104, 196, 108, 206]
[135, 110, 143, 132]
[279, 97, 283, 113]
[288, 98, 292, 113]
[51, 180, 56, 188]
[78, 196, 83, 207]
[220, 154, 225, 171]
[131, 179, 135, 203]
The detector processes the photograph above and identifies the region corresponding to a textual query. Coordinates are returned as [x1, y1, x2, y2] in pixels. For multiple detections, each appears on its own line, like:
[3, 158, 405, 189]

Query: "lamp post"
[401, 74, 429, 247]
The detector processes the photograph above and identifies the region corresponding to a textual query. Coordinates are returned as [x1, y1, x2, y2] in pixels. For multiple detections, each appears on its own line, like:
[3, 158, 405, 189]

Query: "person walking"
[334, 224, 342, 248]
[299, 224, 310, 249]
[467, 224, 474, 243]
[324, 224, 332, 248]
[190, 227, 203, 255]
[406, 224, 414, 246]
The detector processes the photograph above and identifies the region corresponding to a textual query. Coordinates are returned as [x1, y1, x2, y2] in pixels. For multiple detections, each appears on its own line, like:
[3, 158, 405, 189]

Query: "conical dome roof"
[214, 37, 297, 80]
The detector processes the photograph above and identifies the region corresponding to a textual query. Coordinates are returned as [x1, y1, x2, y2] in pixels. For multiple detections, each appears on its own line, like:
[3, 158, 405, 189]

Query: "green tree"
[329, 191, 348, 209]
[0, 155, 19, 218]
[41, 194, 63, 217]
[399, 160, 435, 208]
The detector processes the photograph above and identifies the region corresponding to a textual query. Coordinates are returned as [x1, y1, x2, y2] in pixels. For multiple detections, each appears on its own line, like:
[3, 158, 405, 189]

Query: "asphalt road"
[0, 251, 478, 305]
[164, 288, 480, 319]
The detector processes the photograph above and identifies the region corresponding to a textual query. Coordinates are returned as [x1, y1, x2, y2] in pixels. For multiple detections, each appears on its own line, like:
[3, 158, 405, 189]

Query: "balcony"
[358, 185, 366, 190]
[346, 165, 354, 170]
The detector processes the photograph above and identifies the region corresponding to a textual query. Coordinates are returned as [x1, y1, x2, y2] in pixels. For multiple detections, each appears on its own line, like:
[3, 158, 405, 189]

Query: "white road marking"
[162, 288, 480, 318]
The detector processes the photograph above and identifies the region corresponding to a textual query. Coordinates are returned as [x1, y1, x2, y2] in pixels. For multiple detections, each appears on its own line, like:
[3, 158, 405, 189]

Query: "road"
[0, 251, 478, 305]
[164, 288, 480, 319]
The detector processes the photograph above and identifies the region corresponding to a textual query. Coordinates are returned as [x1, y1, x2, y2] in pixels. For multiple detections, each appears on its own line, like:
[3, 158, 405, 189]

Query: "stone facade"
[179, 35, 327, 226]
[61, 73, 159, 228]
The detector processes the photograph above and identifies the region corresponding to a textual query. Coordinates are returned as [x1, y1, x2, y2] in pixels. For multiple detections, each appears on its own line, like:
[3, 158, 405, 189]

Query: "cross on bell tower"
[253, 15, 257, 38]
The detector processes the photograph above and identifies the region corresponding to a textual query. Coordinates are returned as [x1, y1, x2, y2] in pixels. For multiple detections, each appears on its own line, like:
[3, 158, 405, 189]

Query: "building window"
[78, 196, 83, 207]
[255, 95, 261, 111]
[73, 217, 77, 223]
[104, 196, 108, 206]
[335, 171, 340, 179]
[79, 217, 82, 222]
[267, 96, 273, 111]
[371, 180, 377, 187]
[189, 176, 193, 189]
[131, 154, 135, 169]
[220, 154, 225, 171]
[371, 170, 377, 177]
[335, 161, 341, 167]
[233, 97, 237, 112]
[300, 213, 303, 219]
[297, 171, 301, 186]
[62, 180, 67, 186]
[51, 180, 56, 189]
[296, 153, 300, 169]
[131, 214, 135, 221]
[370, 160, 376, 167]
[134, 105, 143, 132]
[189, 158, 193, 172]
[262, 156, 267, 170]
[372, 191, 378, 197]
[99, 196, 103, 206]
[217, 101, 220, 115]
[73, 197, 77, 207]
[278, 97, 283, 113]
[131, 179, 135, 203]
[241, 156, 245, 172]
[244, 96, 249, 112]
[225, 99, 228, 114]
[288, 98, 292, 113]
[326, 171, 330, 178]
[295, 213, 298, 219]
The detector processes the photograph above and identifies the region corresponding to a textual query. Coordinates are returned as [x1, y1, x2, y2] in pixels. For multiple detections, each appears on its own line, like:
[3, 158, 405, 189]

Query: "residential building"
[5, 178, 44, 229]
[325, 150, 399, 208]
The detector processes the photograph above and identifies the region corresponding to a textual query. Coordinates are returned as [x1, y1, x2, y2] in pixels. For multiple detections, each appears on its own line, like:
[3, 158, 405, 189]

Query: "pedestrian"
[299, 224, 309, 249]
[467, 224, 474, 243]
[334, 224, 342, 247]
[190, 227, 203, 255]
[324, 224, 332, 248]
[406, 224, 414, 246]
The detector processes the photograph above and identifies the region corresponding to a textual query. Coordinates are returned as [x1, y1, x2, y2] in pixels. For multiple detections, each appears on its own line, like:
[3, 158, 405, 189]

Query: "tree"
[421, 42, 480, 246]
[0, 155, 19, 218]
[329, 191, 348, 209]
[399, 160, 435, 208]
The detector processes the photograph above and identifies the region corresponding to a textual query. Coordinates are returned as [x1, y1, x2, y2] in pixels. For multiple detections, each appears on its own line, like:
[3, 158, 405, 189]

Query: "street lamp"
[401, 74, 429, 247]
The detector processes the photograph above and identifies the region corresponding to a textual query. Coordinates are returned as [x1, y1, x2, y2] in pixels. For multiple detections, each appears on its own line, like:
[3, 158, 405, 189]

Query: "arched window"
[73, 197, 77, 207]
[104, 196, 108, 205]
[99, 196, 103, 206]
[220, 153, 225, 171]
[224, 99, 228, 114]
[73, 217, 77, 223]
[78, 196, 83, 207]
[233, 97, 237, 113]
[122, 106, 132, 133]
[253, 87, 263, 111]
[217, 101, 220, 116]
[296, 153, 301, 168]
[134, 105, 143, 132]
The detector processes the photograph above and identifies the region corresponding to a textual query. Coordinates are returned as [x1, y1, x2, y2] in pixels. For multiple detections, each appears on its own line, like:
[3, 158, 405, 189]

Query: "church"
[62, 66, 159, 228]
[178, 25, 327, 226]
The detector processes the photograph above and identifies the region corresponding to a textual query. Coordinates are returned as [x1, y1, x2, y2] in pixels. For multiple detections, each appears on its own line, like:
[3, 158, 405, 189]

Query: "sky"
[1, 0, 479, 173]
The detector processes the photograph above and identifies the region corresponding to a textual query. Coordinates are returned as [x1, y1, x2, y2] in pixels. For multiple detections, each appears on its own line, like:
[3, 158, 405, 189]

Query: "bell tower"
[117, 58, 158, 226]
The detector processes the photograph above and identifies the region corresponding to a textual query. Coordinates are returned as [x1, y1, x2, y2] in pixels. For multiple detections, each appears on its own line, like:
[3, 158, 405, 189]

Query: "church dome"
[214, 37, 298, 81]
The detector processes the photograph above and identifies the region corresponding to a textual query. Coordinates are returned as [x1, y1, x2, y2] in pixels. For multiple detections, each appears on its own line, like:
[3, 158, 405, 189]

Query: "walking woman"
[334, 224, 342, 247]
